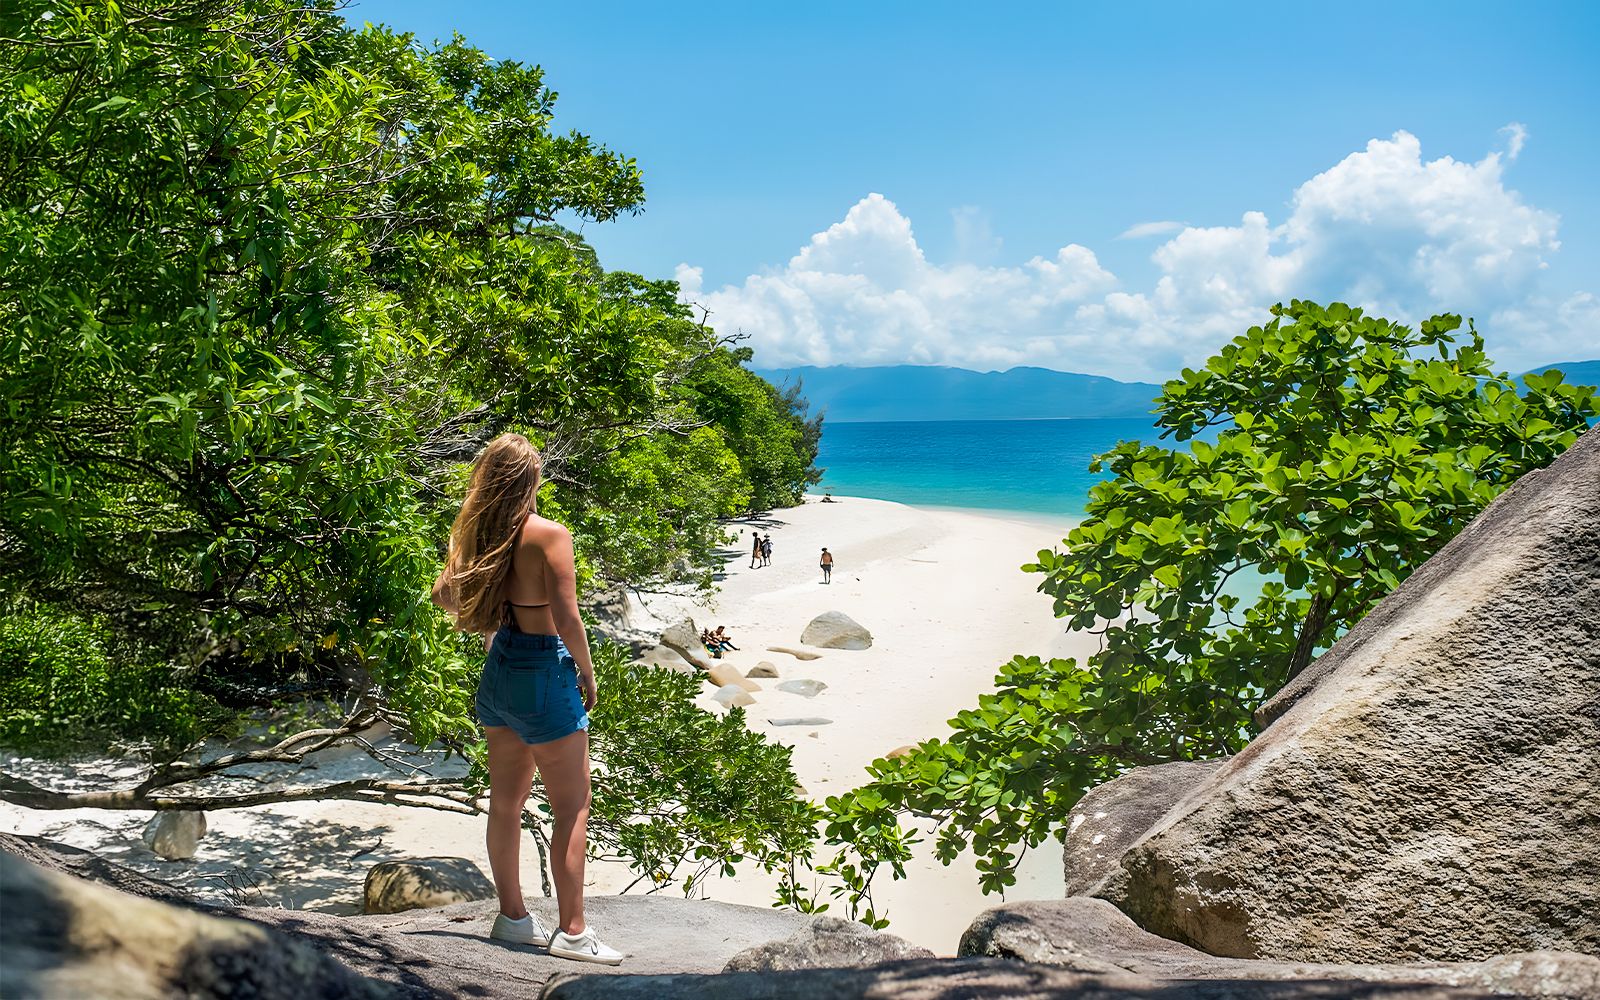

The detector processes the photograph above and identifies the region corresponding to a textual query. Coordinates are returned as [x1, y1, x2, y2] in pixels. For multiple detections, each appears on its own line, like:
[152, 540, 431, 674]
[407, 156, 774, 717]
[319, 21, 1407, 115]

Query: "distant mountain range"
[1527, 359, 1600, 387]
[754, 365, 1162, 422]
[756, 360, 1600, 423]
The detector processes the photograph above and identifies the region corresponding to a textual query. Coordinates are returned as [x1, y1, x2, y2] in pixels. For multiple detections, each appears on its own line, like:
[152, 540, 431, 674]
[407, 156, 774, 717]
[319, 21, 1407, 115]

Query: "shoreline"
[0, 493, 1096, 954]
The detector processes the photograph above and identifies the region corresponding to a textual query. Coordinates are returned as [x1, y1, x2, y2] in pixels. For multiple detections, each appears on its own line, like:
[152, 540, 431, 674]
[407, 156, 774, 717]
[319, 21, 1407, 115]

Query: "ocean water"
[814, 417, 1166, 517]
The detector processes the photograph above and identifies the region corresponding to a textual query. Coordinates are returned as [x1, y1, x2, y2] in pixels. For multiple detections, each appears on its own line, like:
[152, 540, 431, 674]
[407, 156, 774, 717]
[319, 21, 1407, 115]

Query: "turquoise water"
[814, 418, 1165, 516]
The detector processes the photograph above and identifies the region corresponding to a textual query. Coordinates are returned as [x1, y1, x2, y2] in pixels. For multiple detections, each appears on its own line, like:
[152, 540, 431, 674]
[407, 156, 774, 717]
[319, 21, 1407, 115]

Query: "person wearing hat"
[819, 546, 834, 584]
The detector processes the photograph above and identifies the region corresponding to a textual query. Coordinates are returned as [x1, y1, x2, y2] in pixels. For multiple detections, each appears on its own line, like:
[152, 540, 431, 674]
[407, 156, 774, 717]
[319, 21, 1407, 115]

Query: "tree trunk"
[1286, 589, 1335, 682]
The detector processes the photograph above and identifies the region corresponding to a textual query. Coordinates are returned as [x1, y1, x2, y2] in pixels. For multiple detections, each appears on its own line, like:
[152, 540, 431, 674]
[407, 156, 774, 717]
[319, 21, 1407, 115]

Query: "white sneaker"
[547, 927, 623, 966]
[490, 911, 551, 947]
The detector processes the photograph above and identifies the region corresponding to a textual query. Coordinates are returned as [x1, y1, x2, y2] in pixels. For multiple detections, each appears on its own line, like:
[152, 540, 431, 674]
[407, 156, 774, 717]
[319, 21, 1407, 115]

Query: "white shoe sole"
[490, 920, 551, 948]
[491, 930, 551, 947]
[547, 943, 623, 966]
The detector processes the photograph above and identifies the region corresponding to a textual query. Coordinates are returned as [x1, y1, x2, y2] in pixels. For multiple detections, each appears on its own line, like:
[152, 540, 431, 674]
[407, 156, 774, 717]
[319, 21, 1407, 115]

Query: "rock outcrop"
[799, 611, 873, 649]
[246, 894, 819, 995]
[362, 857, 496, 915]
[142, 809, 207, 861]
[721, 916, 933, 971]
[1061, 759, 1221, 896]
[3, 837, 856, 998]
[1, 849, 397, 999]
[541, 957, 1511, 999]
[1095, 426, 1600, 962]
[961, 896, 1600, 998]
[0, 832, 195, 904]
[659, 619, 716, 671]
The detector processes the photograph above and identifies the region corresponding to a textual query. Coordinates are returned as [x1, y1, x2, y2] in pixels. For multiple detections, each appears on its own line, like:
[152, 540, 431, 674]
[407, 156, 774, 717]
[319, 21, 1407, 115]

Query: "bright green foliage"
[683, 345, 825, 513]
[0, 606, 229, 751]
[822, 301, 1597, 898]
[0, 1, 818, 889]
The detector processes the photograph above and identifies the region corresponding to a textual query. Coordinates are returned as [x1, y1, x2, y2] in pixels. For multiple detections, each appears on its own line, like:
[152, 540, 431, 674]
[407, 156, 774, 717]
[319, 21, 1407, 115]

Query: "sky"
[347, 1, 1599, 381]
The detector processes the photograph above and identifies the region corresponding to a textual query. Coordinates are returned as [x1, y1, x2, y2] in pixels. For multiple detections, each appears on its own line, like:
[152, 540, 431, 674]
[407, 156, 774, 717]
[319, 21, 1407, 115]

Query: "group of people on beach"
[749, 531, 773, 568]
[700, 626, 739, 657]
[751, 530, 836, 583]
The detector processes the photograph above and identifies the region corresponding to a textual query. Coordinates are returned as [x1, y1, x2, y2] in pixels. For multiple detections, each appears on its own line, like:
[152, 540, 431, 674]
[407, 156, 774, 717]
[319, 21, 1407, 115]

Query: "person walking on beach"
[761, 533, 773, 567]
[820, 547, 834, 584]
[750, 530, 763, 569]
[431, 433, 623, 966]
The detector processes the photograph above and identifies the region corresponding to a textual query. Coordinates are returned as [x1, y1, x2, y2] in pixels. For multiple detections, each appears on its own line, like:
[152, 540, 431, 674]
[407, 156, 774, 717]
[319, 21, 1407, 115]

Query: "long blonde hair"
[446, 433, 542, 633]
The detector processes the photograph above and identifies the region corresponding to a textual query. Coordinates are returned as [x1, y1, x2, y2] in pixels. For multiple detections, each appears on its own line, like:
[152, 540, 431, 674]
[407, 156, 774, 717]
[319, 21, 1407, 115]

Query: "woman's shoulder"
[518, 513, 571, 545]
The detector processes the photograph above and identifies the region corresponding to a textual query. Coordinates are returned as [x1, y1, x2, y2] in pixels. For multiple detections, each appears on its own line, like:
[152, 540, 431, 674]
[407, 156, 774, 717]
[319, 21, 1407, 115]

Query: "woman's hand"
[579, 670, 598, 711]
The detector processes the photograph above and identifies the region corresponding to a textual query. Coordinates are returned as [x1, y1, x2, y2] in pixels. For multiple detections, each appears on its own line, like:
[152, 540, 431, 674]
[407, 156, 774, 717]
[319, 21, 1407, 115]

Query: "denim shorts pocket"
[500, 666, 551, 719]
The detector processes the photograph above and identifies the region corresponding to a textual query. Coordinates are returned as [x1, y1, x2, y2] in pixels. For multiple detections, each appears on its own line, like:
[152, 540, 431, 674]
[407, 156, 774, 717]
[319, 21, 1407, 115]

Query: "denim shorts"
[475, 629, 590, 745]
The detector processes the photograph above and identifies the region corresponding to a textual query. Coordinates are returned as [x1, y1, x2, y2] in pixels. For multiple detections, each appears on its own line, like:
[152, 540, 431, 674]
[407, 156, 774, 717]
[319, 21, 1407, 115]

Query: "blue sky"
[347, 1, 1599, 380]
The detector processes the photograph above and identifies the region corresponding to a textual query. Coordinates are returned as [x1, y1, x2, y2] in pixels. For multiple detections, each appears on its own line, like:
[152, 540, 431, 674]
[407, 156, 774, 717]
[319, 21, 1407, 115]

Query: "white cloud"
[1118, 220, 1187, 240]
[680, 131, 1590, 381]
[1500, 122, 1528, 160]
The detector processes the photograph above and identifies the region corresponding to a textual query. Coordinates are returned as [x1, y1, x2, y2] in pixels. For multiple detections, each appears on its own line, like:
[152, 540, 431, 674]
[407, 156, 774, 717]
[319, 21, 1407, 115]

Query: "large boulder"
[1097, 426, 1600, 962]
[0, 833, 194, 904]
[659, 619, 716, 671]
[0, 849, 396, 999]
[247, 893, 819, 996]
[542, 957, 1503, 999]
[142, 809, 207, 861]
[1062, 760, 1221, 896]
[722, 915, 933, 971]
[961, 897, 1600, 997]
[362, 857, 495, 915]
[799, 611, 872, 650]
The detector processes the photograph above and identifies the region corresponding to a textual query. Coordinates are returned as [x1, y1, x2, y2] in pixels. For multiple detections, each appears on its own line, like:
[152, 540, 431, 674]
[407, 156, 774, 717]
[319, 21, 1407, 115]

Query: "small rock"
[723, 916, 933, 971]
[769, 717, 831, 727]
[884, 745, 917, 759]
[800, 611, 872, 650]
[775, 679, 827, 698]
[141, 811, 206, 861]
[711, 684, 755, 708]
[746, 662, 780, 678]
[363, 857, 495, 915]
[766, 645, 821, 661]
[708, 663, 760, 692]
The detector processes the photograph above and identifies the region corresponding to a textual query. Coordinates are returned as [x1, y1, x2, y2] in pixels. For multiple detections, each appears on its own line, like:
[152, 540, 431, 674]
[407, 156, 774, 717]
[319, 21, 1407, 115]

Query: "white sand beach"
[1, 495, 1096, 954]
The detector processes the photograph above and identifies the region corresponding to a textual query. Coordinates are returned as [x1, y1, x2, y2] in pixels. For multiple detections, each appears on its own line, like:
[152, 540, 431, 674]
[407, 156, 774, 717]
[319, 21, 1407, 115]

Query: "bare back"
[503, 513, 558, 634]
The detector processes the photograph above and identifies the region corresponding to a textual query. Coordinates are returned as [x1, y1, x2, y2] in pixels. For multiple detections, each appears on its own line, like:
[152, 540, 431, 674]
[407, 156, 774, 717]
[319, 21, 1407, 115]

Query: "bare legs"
[484, 726, 535, 919]
[530, 729, 592, 935]
[482, 725, 592, 934]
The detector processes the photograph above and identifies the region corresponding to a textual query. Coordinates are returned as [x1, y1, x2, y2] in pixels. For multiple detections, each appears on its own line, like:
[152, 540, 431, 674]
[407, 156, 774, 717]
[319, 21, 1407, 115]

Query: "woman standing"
[431, 434, 623, 966]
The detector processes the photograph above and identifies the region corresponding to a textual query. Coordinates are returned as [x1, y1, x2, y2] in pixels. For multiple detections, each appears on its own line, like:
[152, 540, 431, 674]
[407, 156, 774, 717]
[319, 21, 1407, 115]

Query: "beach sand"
[0, 495, 1095, 954]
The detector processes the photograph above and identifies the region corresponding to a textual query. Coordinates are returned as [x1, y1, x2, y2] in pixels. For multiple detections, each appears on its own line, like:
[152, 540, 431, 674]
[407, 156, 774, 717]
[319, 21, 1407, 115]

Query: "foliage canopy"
[0, 0, 820, 895]
[820, 301, 1597, 900]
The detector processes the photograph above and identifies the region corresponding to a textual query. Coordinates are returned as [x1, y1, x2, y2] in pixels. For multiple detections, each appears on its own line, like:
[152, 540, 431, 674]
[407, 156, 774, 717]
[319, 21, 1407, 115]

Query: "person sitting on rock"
[700, 628, 725, 657]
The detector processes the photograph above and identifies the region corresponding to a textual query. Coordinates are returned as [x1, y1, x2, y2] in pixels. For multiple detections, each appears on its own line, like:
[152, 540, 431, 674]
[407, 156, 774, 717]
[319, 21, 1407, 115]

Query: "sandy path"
[1, 495, 1096, 954]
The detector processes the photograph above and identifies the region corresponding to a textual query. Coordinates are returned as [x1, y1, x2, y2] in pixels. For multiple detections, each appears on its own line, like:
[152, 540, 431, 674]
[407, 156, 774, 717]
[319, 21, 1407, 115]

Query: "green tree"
[818, 301, 1597, 904]
[0, 0, 819, 898]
